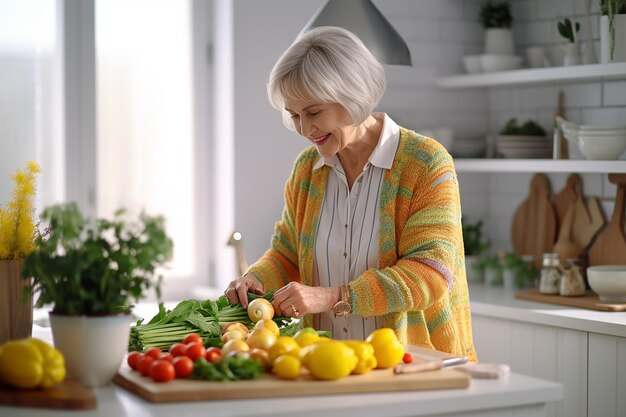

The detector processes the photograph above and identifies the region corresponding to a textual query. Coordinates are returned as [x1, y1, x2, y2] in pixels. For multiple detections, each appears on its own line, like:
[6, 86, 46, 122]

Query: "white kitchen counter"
[468, 283, 626, 337]
[0, 307, 563, 417]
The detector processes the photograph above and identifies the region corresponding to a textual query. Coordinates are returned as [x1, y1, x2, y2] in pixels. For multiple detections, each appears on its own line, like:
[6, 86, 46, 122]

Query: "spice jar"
[560, 258, 586, 296]
[539, 253, 561, 294]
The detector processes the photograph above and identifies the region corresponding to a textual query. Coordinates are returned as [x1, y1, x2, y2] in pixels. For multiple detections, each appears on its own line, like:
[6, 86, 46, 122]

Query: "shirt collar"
[313, 113, 399, 170]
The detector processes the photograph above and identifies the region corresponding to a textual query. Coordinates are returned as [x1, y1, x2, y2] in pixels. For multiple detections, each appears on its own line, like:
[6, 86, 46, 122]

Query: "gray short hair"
[267, 26, 386, 131]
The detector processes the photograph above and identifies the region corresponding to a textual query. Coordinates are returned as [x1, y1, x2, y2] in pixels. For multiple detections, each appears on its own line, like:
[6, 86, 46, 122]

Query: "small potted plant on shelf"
[0, 162, 40, 344]
[22, 202, 173, 387]
[478, 252, 503, 286]
[502, 252, 539, 291]
[600, 0, 626, 62]
[497, 118, 548, 158]
[558, 18, 581, 66]
[478, 1, 514, 55]
[462, 218, 490, 283]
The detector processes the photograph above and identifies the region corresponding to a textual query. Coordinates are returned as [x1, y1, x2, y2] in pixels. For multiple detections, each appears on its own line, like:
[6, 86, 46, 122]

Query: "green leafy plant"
[502, 252, 538, 288]
[601, 0, 626, 60]
[462, 218, 490, 256]
[478, 1, 513, 29]
[499, 118, 547, 136]
[558, 18, 580, 43]
[22, 202, 174, 315]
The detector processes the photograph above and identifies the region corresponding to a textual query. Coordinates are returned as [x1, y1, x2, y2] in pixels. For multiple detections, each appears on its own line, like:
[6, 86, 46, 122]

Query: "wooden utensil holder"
[0, 260, 33, 344]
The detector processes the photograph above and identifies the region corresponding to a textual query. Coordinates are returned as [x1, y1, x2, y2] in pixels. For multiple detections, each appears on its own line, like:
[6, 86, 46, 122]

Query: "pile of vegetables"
[129, 292, 290, 352]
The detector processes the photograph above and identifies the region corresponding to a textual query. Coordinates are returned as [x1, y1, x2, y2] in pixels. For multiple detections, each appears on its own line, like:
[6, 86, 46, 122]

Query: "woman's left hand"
[272, 282, 339, 318]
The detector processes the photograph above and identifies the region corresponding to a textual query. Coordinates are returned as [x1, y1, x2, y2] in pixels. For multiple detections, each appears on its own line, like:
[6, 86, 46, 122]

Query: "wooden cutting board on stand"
[588, 174, 626, 265]
[511, 173, 557, 269]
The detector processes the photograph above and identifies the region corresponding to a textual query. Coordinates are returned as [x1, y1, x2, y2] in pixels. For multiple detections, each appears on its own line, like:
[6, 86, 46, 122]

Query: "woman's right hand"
[224, 274, 264, 309]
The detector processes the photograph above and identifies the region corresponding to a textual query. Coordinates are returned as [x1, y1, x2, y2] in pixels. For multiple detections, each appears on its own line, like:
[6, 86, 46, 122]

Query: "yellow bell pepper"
[343, 340, 377, 375]
[0, 338, 65, 389]
[365, 328, 405, 369]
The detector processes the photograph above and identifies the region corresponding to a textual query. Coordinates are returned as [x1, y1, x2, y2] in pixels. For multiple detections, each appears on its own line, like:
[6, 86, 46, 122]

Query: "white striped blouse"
[312, 113, 400, 340]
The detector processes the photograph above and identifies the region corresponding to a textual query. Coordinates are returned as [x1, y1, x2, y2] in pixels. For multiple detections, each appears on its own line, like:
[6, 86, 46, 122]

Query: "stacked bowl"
[496, 135, 551, 158]
[558, 117, 626, 160]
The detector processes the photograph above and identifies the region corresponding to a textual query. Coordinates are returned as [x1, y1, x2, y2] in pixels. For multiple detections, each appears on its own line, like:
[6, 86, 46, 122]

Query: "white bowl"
[579, 124, 626, 131]
[480, 54, 523, 72]
[577, 135, 626, 160]
[587, 265, 626, 303]
[577, 130, 626, 137]
[462, 55, 482, 74]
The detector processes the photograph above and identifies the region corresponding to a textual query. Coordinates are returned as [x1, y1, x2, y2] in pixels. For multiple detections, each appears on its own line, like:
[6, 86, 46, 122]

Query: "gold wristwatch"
[332, 285, 351, 318]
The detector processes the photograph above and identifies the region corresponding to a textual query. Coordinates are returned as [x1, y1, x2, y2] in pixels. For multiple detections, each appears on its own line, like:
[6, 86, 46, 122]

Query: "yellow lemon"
[272, 354, 301, 380]
[306, 341, 357, 380]
[365, 328, 404, 369]
[268, 336, 300, 364]
[253, 319, 280, 337]
[294, 328, 319, 347]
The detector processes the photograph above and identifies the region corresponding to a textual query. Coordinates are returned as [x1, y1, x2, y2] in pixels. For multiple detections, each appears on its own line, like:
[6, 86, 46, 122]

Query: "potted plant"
[558, 18, 581, 66]
[496, 118, 549, 158]
[478, 252, 503, 286]
[502, 252, 538, 291]
[478, 1, 514, 55]
[22, 202, 173, 387]
[0, 162, 40, 344]
[600, 0, 626, 62]
[462, 218, 490, 283]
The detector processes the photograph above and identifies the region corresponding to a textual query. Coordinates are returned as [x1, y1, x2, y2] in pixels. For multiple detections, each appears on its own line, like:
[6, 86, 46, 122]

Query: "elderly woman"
[225, 26, 476, 361]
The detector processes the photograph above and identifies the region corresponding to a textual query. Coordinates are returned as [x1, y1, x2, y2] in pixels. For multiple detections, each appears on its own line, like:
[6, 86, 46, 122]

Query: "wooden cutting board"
[0, 379, 97, 410]
[511, 173, 557, 269]
[114, 365, 470, 403]
[588, 175, 626, 265]
[516, 288, 626, 312]
[552, 173, 580, 227]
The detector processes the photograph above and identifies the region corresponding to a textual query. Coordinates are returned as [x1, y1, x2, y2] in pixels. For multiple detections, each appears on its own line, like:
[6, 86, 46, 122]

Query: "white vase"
[600, 14, 626, 63]
[465, 255, 483, 283]
[563, 43, 581, 66]
[49, 313, 132, 387]
[484, 28, 515, 55]
[503, 269, 516, 292]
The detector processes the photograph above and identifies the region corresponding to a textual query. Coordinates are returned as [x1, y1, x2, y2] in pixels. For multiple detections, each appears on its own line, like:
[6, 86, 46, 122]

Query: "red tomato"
[185, 341, 206, 361]
[150, 359, 175, 383]
[172, 356, 194, 378]
[144, 347, 163, 360]
[127, 351, 143, 370]
[159, 352, 174, 362]
[402, 352, 414, 364]
[205, 347, 221, 363]
[137, 355, 155, 377]
[183, 333, 202, 345]
[169, 342, 187, 357]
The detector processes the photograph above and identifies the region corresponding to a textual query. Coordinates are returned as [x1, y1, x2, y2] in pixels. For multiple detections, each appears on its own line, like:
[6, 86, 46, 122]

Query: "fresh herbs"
[477, 1, 513, 29]
[129, 291, 291, 352]
[22, 202, 173, 315]
[191, 356, 263, 381]
[499, 118, 546, 136]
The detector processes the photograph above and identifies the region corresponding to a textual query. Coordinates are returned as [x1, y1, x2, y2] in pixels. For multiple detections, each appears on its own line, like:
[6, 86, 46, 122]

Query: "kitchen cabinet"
[470, 284, 626, 417]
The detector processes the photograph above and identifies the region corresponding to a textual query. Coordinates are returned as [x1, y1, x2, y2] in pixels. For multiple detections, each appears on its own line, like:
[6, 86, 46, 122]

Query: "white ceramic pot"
[484, 28, 514, 55]
[601, 14, 626, 63]
[563, 43, 581, 66]
[465, 255, 483, 283]
[49, 313, 132, 387]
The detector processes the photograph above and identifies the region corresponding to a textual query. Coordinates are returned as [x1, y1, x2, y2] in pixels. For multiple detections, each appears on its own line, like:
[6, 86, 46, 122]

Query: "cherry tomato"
[150, 359, 175, 383]
[144, 347, 163, 360]
[402, 352, 414, 364]
[137, 355, 155, 377]
[185, 341, 206, 361]
[159, 352, 174, 362]
[169, 342, 187, 357]
[183, 333, 202, 345]
[172, 356, 194, 378]
[205, 347, 222, 363]
[127, 351, 143, 370]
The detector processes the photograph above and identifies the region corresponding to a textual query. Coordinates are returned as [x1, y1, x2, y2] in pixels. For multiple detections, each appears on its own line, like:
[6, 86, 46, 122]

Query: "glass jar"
[560, 258, 586, 296]
[539, 253, 561, 294]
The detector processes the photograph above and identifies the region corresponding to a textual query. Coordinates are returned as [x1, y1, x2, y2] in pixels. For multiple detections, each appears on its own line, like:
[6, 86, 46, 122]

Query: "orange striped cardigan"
[248, 127, 477, 361]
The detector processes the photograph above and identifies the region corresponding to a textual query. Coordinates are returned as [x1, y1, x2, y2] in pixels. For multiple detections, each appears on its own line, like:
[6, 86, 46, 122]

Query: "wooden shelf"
[437, 62, 626, 89]
[454, 158, 626, 173]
